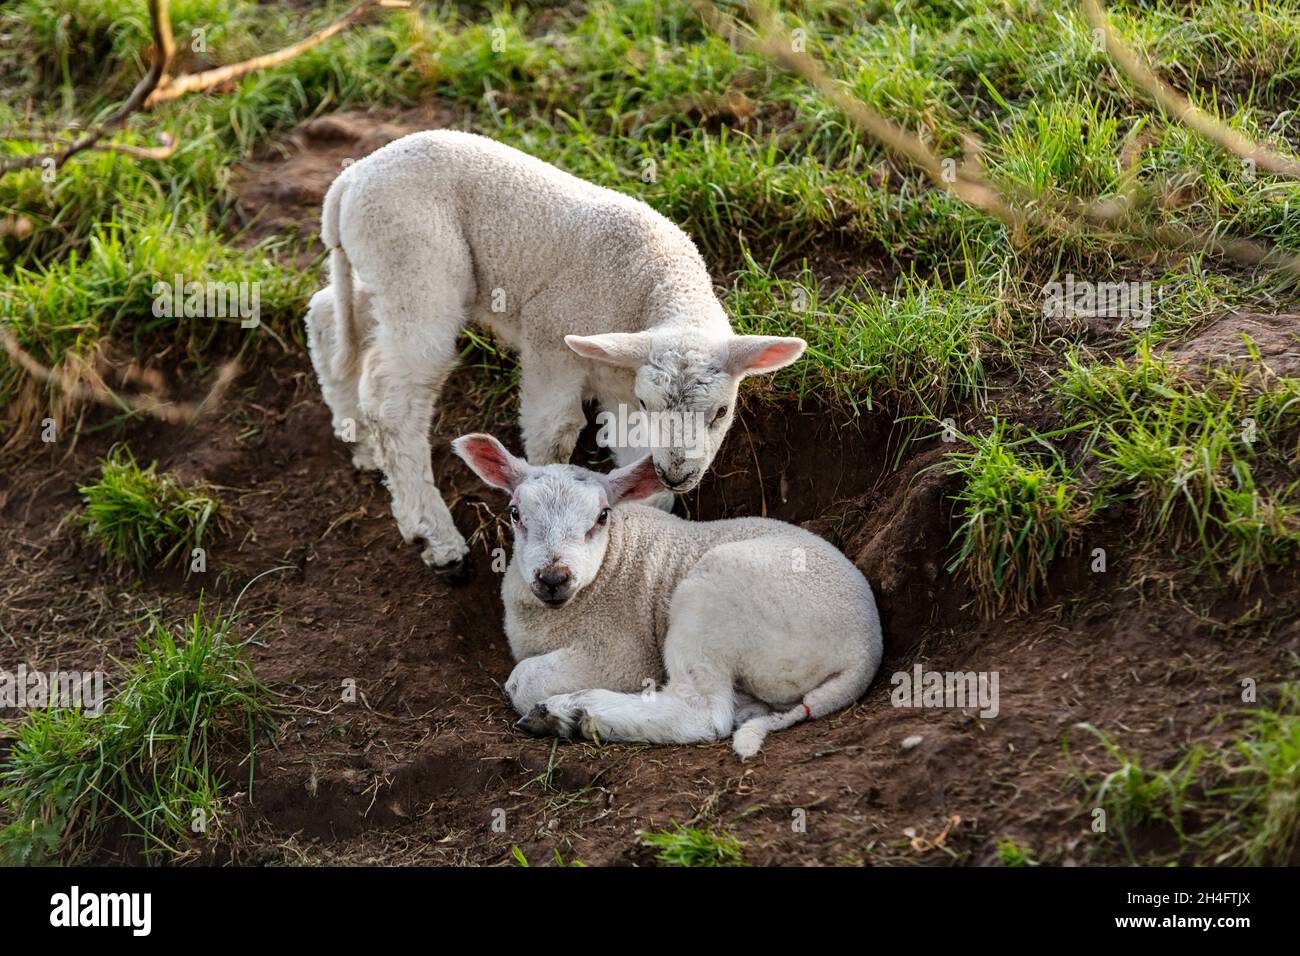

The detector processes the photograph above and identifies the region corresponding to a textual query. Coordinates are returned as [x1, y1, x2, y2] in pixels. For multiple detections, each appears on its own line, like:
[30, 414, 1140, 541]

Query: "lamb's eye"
[597, 507, 610, 526]
[711, 405, 728, 425]
[638, 399, 647, 411]
[508, 505, 521, 523]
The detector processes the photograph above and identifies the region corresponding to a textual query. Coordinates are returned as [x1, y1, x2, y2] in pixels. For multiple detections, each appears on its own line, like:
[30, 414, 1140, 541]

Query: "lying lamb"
[305, 130, 806, 578]
[452, 432, 883, 758]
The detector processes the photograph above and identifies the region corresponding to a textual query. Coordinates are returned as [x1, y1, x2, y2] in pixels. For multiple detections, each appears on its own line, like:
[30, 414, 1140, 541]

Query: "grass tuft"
[1057, 343, 1300, 585]
[996, 838, 1038, 867]
[1076, 686, 1300, 865]
[638, 822, 746, 867]
[77, 444, 221, 573]
[0, 602, 273, 864]
[946, 421, 1089, 614]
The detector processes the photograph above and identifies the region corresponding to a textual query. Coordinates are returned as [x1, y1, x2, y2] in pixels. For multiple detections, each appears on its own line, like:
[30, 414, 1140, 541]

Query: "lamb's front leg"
[518, 355, 587, 464]
[505, 648, 611, 715]
[519, 685, 735, 745]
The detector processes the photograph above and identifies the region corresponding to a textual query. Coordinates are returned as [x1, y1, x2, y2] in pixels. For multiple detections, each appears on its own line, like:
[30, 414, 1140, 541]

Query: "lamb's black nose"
[538, 567, 571, 593]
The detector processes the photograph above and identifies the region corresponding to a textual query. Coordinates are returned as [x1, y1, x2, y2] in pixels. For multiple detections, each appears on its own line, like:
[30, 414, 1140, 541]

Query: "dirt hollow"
[2, 110, 1297, 867]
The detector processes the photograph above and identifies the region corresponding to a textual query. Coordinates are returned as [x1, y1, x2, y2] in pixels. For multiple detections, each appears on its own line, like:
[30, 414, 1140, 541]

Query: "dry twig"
[0, 325, 240, 426]
[689, 0, 1300, 280]
[0, 0, 407, 431]
[0, 0, 407, 179]
[1083, 0, 1300, 180]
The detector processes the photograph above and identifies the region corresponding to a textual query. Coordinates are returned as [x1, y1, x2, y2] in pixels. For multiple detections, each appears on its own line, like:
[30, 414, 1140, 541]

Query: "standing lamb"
[305, 130, 806, 578]
[451, 432, 883, 758]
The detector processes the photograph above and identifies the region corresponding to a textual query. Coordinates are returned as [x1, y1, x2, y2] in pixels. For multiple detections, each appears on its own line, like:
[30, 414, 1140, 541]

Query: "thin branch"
[97, 134, 179, 162]
[112, 0, 177, 124]
[0, 0, 174, 176]
[1083, 0, 1300, 180]
[0, 324, 240, 426]
[692, 0, 1028, 231]
[0, 0, 405, 437]
[690, 0, 1300, 280]
[145, 0, 408, 107]
[0, 0, 406, 179]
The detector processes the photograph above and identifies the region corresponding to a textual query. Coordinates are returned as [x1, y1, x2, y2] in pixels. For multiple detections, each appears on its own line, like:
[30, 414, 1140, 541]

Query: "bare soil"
[2, 109, 1298, 867]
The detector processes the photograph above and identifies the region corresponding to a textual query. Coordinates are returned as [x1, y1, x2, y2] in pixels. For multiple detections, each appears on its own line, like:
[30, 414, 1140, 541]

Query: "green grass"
[1, 0, 249, 101]
[3, 0, 1298, 414]
[1073, 723, 1205, 862]
[77, 444, 222, 573]
[996, 838, 1038, 867]
[1057, 343, 1300, 584]
[946, 420, 1089, 614]
[510, 845, 587, 867]
[1075, 685, 1300, 865]
[0, 603, 273, 864]
[725, 256, 1004, 415]
[638, 822, 747, 867]
[945, 340, 1299, 611]
[1, 217, 308, 403]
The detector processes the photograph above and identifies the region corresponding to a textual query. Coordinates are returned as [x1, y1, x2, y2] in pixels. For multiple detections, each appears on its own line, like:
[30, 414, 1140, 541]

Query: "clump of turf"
[77, 445, 221, 573]
[1057, 343, 1300, 585]
[946, 421, 1089, 614]
[0, 603, 274, 864]
[638, 822, 746, 867]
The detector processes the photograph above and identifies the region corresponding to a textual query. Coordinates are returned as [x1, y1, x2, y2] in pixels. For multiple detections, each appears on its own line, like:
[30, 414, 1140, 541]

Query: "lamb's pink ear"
[451, 434, 529, 492]
[605, 455, 662, 504]
[725, 335, 807, 377]
[565, 332, 653, 369]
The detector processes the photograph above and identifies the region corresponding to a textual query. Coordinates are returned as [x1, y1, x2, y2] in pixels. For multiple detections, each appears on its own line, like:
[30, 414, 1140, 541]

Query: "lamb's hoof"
[517, 703, 554, 737]
[731, 725, 765, 759]
[409, 535, 470, 584]
[516, 702, 578, 738]
[433, 555, 470, 586]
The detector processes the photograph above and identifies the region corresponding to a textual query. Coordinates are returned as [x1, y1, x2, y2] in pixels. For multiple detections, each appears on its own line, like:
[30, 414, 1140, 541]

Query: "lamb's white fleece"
[325, 130, 732, 366]
[503, 504, 884, 758]
[307, 130, 804, 574]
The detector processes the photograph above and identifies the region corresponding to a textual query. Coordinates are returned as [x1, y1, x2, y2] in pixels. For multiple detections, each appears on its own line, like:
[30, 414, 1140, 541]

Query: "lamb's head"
[452, 434, 662, 608]
[565, 331, 806, 491]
